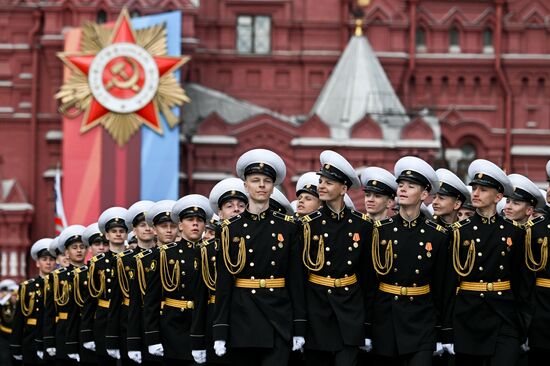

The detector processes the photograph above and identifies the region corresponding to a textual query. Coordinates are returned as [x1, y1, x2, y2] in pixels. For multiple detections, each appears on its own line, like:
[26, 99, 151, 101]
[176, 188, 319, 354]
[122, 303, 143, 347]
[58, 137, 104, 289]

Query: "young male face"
[219, 198, 246, 219]
[203, 228, 216, 240]
[56, 253, 70, 268]
[36, 256, 56, 275]
[397, 180, 428, 207]
[153, 221, 178, 244]
[504, 199, 533, 222]
[244, 174, 274, 204]
[105, 227, 127, 245]
[90, 239, 109, 256]
[178, 216, 205, 242]
[364, 191, 394, 216]
[297, 192, 321, 216]
[317, 176, 347, 203]
[471, 184, 502, 210]
[432, 193, 461, 217]
[65, 242, 86, 264]
[457, 208, 475, 221]
[134, 220, 155, 242]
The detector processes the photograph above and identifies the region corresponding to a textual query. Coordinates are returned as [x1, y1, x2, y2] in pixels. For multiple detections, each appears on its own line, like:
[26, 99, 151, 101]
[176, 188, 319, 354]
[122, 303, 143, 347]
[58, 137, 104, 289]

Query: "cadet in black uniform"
[143, 195, 212, 365]
[433, 169, 470, 230]
[67, 222, 106, 366]
[129, 200, 177, 366]
[360, 166, 397, 221]
[44, 225, 87, 365]
[11, 238, 56, 364]
[104, 200, 155, 365]
[0, 279, 17, 366]
[504, 174, 544, 226]
[83, 207, 128, 366]
[365, 157, 449, 366]
[212, 149, 306, 366]
[301, 150, 371, 366]
[445, 159, 533, 366]
[191, 178, 248, 365]
[515, 168, 550, 364]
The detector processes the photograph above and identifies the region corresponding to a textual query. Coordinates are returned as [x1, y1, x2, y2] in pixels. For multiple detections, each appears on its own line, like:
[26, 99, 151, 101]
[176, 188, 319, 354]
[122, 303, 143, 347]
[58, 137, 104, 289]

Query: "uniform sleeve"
[127, 257, 143, 352]
[430, 231, 451, 342]
[80, 270, 96, 344]
[190, 246, 209, 350]
[143, 251, 162, 346]
[441, 229, 460, 344]
[362, 222, 378, 339]
[42, 277, 56, 349]
[9, 287, 24, 356]
[288, 223, 307, 337]
[105, 258, 122, 350]
[212, 239, 233, 342]
[65, 275, 80, 355]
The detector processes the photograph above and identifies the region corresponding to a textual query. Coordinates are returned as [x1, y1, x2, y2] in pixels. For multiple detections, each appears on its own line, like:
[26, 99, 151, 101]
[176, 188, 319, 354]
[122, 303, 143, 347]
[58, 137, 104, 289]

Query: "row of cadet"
[10, 149, 550, 366]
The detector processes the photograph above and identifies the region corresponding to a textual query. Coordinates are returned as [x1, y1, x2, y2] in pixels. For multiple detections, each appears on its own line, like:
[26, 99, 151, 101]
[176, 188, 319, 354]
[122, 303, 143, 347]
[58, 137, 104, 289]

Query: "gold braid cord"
[201, 246, 216, 291]
[136, 257, 148, 296]
[371, 227, 393, 276]
[159, 248, 180, 292]
[43, 275, 49, 305]
[221, 225, 246, 275]
[116, 256, 131, 299]
[452, 229, 476, 277]
[525, 226, 548, 272]
[87, 260, 105, 298]
[73, 271, 85, 307]
[302, 222, 324, 271]
[19, 283, 35, 317]
[53, 272, 70, 307]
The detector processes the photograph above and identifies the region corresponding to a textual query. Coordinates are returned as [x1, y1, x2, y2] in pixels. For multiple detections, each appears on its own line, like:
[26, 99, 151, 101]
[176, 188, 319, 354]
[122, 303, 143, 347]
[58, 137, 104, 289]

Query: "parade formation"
[5, 149, 550, 366]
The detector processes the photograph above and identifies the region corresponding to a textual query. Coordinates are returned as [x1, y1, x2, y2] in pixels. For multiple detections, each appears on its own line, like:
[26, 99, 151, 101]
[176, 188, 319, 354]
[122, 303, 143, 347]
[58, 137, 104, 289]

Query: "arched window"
[416, 27, 426, 51]
[483, 28, 493, 53]
[449, 26, 460, 53]
[96, 10, 107, 24]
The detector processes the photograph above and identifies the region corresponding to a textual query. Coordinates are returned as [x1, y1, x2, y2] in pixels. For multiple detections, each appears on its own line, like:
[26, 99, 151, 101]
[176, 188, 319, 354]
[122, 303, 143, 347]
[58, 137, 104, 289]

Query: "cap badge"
[306, 184, 311, 188]
[165, 212, 170, 216]
[259, 162, 265, 168]
[115, 218, 120, 222]
[231, 190, 236, 196]
[477, 173, 483, 179]
[406, 170, 412, 175]
[193, 207, 198, 211]
[439, 181, 443, 187]
[372, 180, 377, 186]
[324, 164, 331, 170]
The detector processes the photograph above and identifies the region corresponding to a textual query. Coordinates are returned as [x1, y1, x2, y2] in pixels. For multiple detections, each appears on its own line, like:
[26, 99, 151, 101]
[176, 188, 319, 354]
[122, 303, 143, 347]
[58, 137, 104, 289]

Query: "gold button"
[187, 301, 194, 309]
[499, 265, 504, 270]
[487, 283, 493, 291]
[259, 279, 266, 288]
[334, 279, 342, 287]
[417, 255, 422, 260]
[480, 293, 485, 298]
[479, 266, 483, 271]
[400, 287, 407, 296]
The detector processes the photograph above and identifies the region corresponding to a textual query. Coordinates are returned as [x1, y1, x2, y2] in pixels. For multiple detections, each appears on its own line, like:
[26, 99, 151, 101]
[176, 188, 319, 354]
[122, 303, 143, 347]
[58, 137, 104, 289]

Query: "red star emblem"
[59, 9, 187, 134]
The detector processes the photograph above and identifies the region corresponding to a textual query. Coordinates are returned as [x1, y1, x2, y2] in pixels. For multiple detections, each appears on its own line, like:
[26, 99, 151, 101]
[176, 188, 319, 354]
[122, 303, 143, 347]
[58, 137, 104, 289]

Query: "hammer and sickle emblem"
[105, 57, 141, 92]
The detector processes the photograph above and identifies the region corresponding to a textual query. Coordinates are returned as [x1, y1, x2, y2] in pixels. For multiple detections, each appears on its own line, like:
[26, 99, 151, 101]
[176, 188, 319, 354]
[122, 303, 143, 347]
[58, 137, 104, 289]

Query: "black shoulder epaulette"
[160, 242, 178, 250]
[117, 248, 135, 258]
[74, 265, 88, 274]
[199, 238, 216, 248]
[502, 217, 521, 227]
[220, 214, 242, 227]
[90, 252, 106, 263]
[300, 210, 322, 223]
[54, 267, 67, 275]
[351, 210, 371, 222]
[273, 210, 295, 222]
[22, 278, 35, 286]
[525, 215, 546, 228]
[451, 218, 471, 230]
[424, 219, 447, 233]
[134, 248, 152, 259]
[374, 217, 393, 228]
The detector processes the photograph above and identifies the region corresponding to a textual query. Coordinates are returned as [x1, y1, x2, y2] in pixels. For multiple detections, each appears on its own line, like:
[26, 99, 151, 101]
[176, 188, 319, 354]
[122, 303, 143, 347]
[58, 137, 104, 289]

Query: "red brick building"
[1, 0, 549, 279]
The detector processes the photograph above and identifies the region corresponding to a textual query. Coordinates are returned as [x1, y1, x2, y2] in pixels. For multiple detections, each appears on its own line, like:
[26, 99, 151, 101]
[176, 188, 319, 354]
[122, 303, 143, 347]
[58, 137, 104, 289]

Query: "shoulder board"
[90, 253, 106, 263]
[220, 214, 242, 227]
[199, 238, 216, 248]
[451, 218, 471, 230]
[502, 217, 521, 227]
[54, 267, 67, 275]
[134, 248, 152, 259]
[22, 278, 35, 286]
[300, 210, 322, 223]
[424, 219, 447, 233]
[273, 210, 294, 222]
[525, 215, 546, 228]
[160, 242, 178, 251]
[351, 210, 371, 222]
[117, 248, 135, 258]
[74, 265, 88, 274]
[374, 217, 393, 228]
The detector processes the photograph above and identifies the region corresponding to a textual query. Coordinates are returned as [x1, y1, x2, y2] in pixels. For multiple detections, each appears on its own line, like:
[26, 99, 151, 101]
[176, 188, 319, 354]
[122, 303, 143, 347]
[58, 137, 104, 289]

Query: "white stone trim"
[191, 135, 238, 144]
[45, 130, 63, 141]
[192, 172, 234, 181]
[290, 137, 440, 149]
[511, 145, 550, 156]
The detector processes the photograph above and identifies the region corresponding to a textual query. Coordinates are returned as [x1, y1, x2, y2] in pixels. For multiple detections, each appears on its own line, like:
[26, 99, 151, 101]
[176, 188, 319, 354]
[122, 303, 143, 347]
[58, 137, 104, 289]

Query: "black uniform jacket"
[10, 276, 44, 365]
[212, 208, 306, 349]
[446, 213, 533, 355]
[526, 214, 550, 350]
[142, 239, 203, 360]
[300, 206, 372, 352]
[365, 213, 449, 356]
[43, 264, 76, 360]
[84, 251, 117, 356]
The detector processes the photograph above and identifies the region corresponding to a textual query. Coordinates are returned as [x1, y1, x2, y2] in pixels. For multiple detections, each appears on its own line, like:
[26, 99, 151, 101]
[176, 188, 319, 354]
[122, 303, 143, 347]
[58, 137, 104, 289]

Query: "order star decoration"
[56, 9, 190, 146]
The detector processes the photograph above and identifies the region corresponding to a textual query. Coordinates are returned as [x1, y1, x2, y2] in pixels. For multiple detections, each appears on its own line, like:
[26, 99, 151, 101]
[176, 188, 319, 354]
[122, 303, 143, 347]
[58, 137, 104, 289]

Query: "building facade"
[1, 0, 549, 279]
